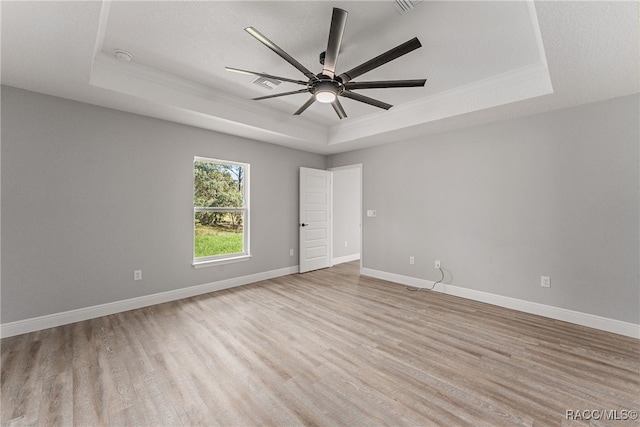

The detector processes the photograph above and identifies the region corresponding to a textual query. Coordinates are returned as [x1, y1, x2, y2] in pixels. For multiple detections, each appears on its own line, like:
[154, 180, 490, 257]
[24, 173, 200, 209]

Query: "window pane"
[194, 157, 248, 263]
[194, 211, 244, 258]
[194, 161, 244, 208]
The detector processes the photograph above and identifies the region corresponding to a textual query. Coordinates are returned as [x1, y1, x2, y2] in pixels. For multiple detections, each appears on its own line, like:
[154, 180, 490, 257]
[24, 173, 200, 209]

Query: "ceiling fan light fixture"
[314, 80, 339, 103]
[315, 90, 337, 103]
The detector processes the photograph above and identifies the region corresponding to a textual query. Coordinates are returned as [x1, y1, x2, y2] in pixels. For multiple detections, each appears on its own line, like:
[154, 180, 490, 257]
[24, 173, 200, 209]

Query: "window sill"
[192, 254, 252, 269]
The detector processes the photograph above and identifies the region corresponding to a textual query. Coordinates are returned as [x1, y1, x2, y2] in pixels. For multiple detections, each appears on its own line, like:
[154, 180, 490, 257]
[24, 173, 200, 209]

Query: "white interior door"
[299, 167, 332, 273]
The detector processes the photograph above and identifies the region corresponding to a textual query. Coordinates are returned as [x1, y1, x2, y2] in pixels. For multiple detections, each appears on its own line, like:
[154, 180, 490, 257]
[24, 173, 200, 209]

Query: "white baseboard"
[5, 265, 637, 340]
[0, 266, 299, 339]
[361, 267, 640, 339]
[332, 253, 361, 265]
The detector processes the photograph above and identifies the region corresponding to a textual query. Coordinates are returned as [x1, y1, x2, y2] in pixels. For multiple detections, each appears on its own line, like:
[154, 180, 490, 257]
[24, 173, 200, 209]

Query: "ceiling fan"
[226, 7, 426, 119]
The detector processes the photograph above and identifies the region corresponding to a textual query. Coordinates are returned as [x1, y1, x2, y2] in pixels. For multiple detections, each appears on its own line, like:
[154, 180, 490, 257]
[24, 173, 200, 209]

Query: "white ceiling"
[2, 1, 638, 154]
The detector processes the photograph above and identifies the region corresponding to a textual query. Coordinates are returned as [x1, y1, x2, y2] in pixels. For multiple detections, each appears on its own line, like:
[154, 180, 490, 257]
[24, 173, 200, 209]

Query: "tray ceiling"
[2, 1, 638, 154]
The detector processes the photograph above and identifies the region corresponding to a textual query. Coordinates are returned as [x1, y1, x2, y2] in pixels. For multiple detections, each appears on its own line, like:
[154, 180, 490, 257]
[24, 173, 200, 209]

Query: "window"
[193, 157, 249, 266]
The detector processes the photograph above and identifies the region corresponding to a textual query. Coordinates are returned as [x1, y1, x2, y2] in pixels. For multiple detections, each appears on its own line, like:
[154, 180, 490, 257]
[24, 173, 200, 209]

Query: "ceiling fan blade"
[225, 67, 308, 86]
[253, 89, 310, 100]
[344, 79, 426, 90]
[323, 8, 348, 79]
[341, 90, 392, 110]
[294, 96, 316, 115]
[331, 98, 347, 119]
[245, 27, 319, 82]
[338, 37, 422, 83]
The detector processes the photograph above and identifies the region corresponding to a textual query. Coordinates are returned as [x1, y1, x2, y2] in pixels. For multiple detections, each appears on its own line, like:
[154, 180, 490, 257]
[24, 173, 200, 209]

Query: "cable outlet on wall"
[434, 260, 441, 269]
[541, 276, 550, 288]
[134, 270, 142, 281]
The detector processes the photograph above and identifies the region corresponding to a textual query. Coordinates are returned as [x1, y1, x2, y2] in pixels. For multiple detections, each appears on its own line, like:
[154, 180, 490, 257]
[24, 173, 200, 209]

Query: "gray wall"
[329, 94, 639, 324]
[2, 86, 638, 326]
[331, 165, 361, 262]
[1, 86, 325, 323]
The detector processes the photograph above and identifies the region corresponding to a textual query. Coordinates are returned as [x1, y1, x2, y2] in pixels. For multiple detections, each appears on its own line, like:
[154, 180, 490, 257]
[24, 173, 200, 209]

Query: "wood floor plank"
[92, 318, 135, 416]
[39, 370, 73, 426]
[1, 332, 46, 425]
[1, 261, 638, 426]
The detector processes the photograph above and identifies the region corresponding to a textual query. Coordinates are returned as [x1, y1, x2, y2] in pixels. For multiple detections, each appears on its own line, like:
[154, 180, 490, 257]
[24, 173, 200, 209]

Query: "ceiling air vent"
[394, 0, 421, 14]
[252, 76, 281, 90]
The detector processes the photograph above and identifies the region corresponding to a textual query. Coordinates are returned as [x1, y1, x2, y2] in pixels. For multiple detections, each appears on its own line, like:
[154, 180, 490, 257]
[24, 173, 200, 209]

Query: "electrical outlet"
[435, 260, 441, 269]
[409, 256, 415, 265]
[344, 241, 348, 248]
[541, 276, 550, 288]
[290, 249, 294, 256]
[134, 270, 142, 281]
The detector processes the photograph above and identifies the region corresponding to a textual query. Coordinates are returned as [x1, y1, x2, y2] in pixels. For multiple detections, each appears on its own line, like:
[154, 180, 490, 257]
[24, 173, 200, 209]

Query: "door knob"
[300, 223, 309, 227]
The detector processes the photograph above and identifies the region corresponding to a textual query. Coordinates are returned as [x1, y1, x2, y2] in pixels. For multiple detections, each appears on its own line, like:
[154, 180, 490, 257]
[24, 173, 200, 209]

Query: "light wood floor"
[2, 262, 639, 426]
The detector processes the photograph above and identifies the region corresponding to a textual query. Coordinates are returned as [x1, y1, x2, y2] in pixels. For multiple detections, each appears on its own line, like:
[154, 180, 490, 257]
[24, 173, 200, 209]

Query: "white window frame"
[192, 156, 250, 268]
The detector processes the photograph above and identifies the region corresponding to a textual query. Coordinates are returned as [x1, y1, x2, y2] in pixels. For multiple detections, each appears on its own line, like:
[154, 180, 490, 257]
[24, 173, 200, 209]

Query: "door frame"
[328, 163, 363, 271]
